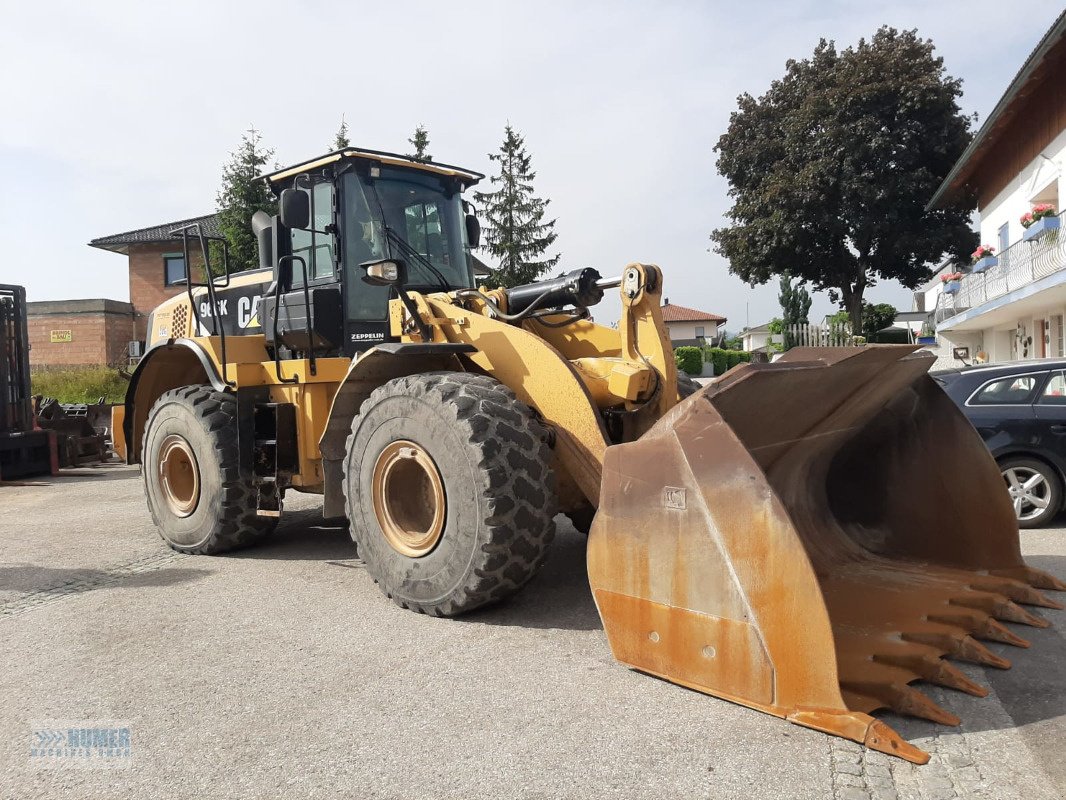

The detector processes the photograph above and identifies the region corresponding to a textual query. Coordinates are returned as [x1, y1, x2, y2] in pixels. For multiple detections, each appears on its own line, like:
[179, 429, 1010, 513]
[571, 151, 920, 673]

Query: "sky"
[0, 1, 1061, 331]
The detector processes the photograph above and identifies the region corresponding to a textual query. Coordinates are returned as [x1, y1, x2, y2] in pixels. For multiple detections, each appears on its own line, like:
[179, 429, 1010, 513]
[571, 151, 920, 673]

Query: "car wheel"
[999, 457, 1062, 529]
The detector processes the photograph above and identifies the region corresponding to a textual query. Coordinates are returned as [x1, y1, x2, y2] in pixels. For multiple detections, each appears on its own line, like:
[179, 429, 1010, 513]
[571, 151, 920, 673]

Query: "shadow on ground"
[0, 564, 210, 598]
[234, 505, 601, 631]
[466, 528, 602, 632]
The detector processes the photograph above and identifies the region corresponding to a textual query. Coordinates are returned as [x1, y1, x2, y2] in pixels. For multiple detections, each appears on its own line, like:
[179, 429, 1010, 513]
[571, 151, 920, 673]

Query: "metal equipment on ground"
[0, 285, 54, 480]
[115, 147, 1064, 764]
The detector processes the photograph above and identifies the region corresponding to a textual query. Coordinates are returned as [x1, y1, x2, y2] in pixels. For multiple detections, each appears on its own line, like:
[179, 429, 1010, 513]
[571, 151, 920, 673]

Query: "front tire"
[344, 372, 556, 616]
[1000, 456, 1062, 529]
[142, 386, 277, 554]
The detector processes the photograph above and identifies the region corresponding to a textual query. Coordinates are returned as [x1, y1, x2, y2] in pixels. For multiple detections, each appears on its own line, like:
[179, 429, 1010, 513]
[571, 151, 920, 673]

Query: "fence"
[785, 323, 856, 348]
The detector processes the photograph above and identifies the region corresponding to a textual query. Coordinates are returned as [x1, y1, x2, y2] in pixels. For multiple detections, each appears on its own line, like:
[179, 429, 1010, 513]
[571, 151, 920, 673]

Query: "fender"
[121, 339, 226, 465]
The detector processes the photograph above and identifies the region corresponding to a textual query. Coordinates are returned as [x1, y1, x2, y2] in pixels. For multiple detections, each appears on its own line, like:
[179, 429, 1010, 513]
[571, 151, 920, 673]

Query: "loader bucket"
[587, 345, 1065, 764]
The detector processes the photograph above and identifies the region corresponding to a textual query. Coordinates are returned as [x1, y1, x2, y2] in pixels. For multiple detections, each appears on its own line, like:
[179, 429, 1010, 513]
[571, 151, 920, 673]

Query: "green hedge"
[700, 347, 751, 375]
[674, 346, 703, 376]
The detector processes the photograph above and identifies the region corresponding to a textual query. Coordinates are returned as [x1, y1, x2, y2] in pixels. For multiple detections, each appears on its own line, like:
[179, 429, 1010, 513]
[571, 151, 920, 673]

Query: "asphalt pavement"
[1, 464, 1064, 799]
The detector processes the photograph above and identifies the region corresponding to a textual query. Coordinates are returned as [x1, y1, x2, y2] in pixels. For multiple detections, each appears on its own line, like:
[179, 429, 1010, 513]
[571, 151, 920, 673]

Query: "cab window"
[290, 181, 335, 284]
[969, 374, 1042, 406]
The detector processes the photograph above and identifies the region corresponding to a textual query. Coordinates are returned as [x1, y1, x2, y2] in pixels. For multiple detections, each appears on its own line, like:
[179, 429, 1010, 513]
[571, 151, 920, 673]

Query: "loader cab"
[259, 148, 483, 358]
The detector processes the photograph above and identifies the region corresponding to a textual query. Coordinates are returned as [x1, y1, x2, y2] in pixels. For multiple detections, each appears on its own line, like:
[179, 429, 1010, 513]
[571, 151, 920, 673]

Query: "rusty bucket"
[587, 345, 1065, 763]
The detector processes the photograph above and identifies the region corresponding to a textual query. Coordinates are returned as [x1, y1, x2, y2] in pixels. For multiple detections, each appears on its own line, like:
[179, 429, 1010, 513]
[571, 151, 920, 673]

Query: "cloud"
[0, 0, 1058, 330]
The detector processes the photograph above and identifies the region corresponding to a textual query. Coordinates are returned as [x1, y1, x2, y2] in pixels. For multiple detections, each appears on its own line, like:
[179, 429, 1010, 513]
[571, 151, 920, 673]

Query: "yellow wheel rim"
[158, 434, 200, 517]
[372, 440, 446, 558]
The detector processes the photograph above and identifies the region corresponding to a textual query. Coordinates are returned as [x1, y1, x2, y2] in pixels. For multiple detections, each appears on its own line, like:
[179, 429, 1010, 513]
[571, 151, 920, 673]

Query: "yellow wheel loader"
[115, 147, 1064, 764]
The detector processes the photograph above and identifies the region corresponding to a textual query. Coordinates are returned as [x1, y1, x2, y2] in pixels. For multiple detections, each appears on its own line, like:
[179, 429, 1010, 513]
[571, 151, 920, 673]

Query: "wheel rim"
[372, 440, 446, 558]
[158, 434, 200, 517]
[1002, 465, 1052, 521]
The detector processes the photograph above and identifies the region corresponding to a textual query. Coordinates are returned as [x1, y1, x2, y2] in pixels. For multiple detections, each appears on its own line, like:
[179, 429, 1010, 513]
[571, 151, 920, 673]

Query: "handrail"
[938, 211, 1066, 325]
[171, 223, 234, 387]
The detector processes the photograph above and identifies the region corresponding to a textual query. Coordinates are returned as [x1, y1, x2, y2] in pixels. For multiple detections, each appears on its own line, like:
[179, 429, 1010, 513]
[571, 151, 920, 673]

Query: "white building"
[741, 322, 780, 354]
[927, 12, 1066, 367]
[661, 300, 726, 346]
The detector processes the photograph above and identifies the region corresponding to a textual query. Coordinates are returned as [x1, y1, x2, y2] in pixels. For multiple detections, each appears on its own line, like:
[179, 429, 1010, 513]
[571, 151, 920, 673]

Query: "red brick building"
[89, 213, 217, 340]
[25, 213, 217, 369]
[26, 298, 135, 368]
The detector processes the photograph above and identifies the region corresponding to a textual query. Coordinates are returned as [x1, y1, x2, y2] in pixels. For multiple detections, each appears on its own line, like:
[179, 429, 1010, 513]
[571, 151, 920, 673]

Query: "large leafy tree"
[474, 124, 560, 288]
[217, 127, 277, 272]
[407, 124, 432, 162]
[711, 27, 976, 332]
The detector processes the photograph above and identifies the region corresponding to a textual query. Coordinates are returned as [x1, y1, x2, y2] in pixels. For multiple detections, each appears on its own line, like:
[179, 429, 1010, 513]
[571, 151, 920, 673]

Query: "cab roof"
[260, 147, 484, 188]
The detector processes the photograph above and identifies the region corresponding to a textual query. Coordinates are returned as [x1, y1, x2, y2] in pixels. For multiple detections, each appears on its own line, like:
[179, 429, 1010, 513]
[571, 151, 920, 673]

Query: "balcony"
[936, 211, 1066, 327]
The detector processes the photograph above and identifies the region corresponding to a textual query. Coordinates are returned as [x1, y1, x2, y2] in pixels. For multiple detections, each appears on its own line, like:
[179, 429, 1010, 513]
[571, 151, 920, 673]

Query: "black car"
[934, 358, 1066, 528]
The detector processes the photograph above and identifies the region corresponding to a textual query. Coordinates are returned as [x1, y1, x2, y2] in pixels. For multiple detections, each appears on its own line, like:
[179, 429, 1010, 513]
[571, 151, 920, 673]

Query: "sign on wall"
[49, 330, 72, 343]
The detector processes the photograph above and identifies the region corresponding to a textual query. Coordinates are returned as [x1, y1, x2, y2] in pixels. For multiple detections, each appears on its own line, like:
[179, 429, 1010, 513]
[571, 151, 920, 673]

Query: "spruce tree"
[333, 116, 351, 150]
[407, 125, 432, 162]
[777, 276, 812, 349]
[216, 127, 277, 273]
[474, 125, 560, 288]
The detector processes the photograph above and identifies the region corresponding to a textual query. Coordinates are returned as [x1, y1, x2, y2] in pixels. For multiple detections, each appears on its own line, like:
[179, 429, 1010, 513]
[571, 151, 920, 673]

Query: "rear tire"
[344, 372, 556, 616]
[999, 456, 1062, 529]
[142, 386, 277, 554]
[677, 373, 702, 400]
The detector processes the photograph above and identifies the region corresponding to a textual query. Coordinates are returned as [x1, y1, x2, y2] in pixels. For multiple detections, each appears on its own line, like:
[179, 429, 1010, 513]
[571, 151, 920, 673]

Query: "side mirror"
[279, 188, 310, 229]
[465, 214, 481, 249]
[360, 258, 406, 287]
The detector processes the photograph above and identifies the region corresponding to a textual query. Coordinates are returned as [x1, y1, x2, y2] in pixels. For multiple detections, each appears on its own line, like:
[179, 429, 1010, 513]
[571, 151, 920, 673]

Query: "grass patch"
[30, 366, 128, 404]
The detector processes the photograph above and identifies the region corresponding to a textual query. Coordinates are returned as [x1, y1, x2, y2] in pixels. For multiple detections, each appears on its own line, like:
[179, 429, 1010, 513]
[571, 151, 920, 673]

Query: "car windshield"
[342, 168, 473, 290]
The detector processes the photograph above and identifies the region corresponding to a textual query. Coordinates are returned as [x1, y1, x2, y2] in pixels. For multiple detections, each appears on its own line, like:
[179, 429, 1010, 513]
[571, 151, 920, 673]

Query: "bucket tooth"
[872, 653, 988, 697]
[975, 618, 1031, 648]
[843, 681, 961, 726]
[902, 632, 1012, 669]
[970, 577, 1064, 610]
[949, 596, 1050, 628]
[991, 566, 1066, 592]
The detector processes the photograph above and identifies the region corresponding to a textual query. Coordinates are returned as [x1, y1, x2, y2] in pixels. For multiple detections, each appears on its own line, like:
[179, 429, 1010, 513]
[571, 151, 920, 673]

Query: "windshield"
[342, 168, 472, 319]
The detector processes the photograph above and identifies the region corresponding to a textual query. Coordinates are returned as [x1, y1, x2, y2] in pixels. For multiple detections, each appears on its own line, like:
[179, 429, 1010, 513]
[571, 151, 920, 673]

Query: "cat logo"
[237, 295, 262, 329]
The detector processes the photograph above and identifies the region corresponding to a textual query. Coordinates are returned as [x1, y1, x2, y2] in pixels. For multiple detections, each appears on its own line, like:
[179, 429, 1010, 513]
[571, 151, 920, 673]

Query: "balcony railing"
[935, 211, 1066, 324]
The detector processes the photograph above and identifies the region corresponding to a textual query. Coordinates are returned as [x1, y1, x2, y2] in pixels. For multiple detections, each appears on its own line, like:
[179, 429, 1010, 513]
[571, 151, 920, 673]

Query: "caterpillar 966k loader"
[115, 147, 1064, 764]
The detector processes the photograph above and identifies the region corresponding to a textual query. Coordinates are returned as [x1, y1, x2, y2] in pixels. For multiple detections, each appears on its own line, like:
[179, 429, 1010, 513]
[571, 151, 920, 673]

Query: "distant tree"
[828, 302, 897, 340]
[407, 125, 432, 162]
[778, 276, 812, 348]
[333, 116, 351, 150]
[216, 127, 277, 273]
[474, 124, 560, 287]
[711, 27, 977, 334]
[863, 302, 898, 340]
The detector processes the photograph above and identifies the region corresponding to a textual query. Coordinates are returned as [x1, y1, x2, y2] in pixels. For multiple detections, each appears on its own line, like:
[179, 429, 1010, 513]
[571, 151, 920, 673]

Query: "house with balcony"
[927, 11, 1066, 366]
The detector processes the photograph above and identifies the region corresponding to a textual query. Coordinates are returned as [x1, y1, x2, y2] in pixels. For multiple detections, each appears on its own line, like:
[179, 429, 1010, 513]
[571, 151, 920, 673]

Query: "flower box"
[972, 255, 997, 273]
[1023, 215, 1061, 242]
[916, 335, 937, 345]
[943, 280, 961, 294]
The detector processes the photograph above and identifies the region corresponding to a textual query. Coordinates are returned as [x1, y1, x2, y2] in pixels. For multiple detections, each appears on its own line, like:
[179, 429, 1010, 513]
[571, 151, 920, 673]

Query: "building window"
[694, 326, 705, 338]
[998, 223, 1010, 267]
[164, 254, 187, 286]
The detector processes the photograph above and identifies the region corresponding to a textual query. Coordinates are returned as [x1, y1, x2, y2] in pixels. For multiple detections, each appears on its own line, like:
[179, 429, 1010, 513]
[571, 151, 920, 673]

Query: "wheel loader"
[115, 146, 1064, 764]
